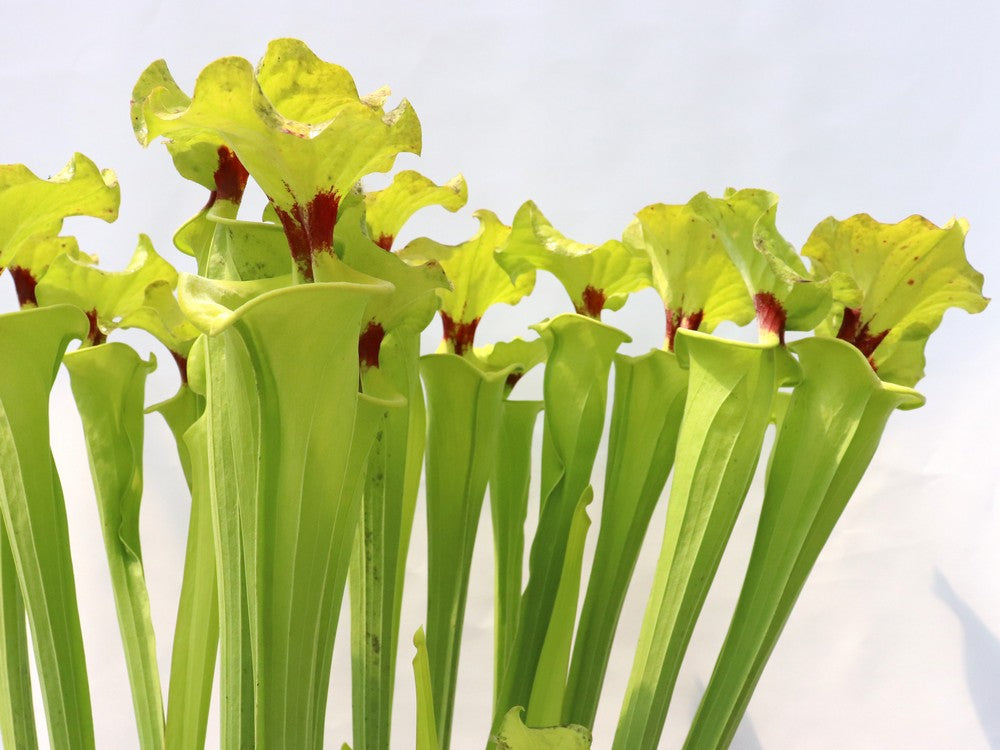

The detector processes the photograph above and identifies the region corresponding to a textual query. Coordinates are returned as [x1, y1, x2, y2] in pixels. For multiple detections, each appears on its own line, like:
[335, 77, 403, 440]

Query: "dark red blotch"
[836, 307, 889, 369]
[754, 292, 787, 344]
[359, 321, 386, 369]
[86, 309, 106, 346]
[273, 189, 341, 282]
[213, 146, 250, 204]
[441, 312, 479, 357]
[575, 286, 606, 318]
[665, 307, 705, 351]
[171, 351, 189, 384]
[9, 266, 38, 307]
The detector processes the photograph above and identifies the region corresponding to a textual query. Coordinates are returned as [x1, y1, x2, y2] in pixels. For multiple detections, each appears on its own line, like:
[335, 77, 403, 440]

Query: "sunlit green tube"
[0, 517, 36, 749]
[152, 383, 218, 750]
[65, 343, 163, 750]
[0, 305, 93, 750]
[489, 399, 543, 709]
[193, 278, 395, 750]
[563, 348, 688, 729]
[682, 336, 923, 750]
[613, 329, 795, 750]
[422, 352, 511, 750]
[495, 313, 629, 739]
[350, 331, 426, 750]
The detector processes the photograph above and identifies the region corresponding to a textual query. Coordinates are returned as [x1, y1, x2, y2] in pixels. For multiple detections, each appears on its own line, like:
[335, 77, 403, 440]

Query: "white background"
[1, 1, 999, 747]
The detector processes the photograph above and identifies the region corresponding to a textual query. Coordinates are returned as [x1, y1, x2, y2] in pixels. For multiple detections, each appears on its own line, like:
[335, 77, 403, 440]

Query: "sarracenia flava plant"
[0, 39, 987, 750]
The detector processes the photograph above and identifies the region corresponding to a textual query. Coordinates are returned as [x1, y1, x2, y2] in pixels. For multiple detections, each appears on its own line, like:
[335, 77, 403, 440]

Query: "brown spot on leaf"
[575, 285, 606, 318]
[9, 266, 37, 307]
[441, 312, 479, 356]
[907, 279, 915, 285]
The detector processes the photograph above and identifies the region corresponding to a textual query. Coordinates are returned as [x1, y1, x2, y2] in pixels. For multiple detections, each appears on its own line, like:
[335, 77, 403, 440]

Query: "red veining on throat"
[9, 266, 38, 307]
[836, 307, 889, 367]
[441, 313, 479, 357]
[359, 321, 386, 369]
[171, 351, 189, 384]
[665, 307, 705, 351]
[575, 286, 606, 318]
[376, 234, 394, 251]
[213, 146, 250, 203]
[86, 309, 106, 346]
[272, 189, 342, 282]
[754, 292, 787, 344]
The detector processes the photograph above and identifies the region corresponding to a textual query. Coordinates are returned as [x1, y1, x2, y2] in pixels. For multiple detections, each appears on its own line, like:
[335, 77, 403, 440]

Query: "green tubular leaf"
[688, 189, 831, 342]
[489, 399, 543, 708]
[421, 353, 513, 749]
[613, 330, 798, 750]
[364, 171, 468, 250]
[802, 214, 989, 386]
[0, 305, 93, 750]
[350, 331, 427, 750]
[189, 348, 254, 749]
[494, 707, 592, 750]
[496, 314, 629, 736]
[0, 521, 37, 750]
[683, 336, 923, 750]
[191, 276, 397, 749]
[0, 153, 119, 275]
[148, 383, 219, 750]
[135, 40, 421, 279]
[562, 349, 688, 728]
[63, 343, 164, 750]
[496, 201, 651, 317]
[413, 628, 441, 750]
[525, 489, 592, 727]
[623, 202, 754, 348]
[399, 210, 536, 355]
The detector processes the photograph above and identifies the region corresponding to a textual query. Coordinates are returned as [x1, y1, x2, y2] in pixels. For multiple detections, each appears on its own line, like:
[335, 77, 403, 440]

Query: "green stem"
[64, 343, 164, 750]
[682, 336, 923, 750]
[613, 329, 796, 750]
[563, 348, 688, 729]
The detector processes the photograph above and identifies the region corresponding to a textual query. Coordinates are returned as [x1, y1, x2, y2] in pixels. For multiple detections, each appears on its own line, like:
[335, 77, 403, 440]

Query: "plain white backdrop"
[1, 1, 998, 747]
